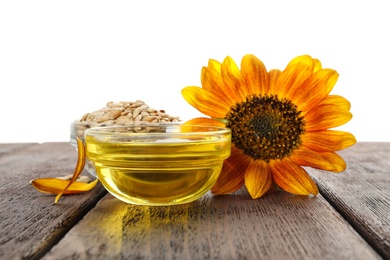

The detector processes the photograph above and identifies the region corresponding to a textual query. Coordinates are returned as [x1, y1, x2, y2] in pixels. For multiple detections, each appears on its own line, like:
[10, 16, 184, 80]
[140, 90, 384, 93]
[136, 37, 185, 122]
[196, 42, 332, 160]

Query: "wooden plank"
[308, 142, 390, 259]
[0, 143, 39, 158]
[43, 189, 380, 259]
[0, 142, 107, 260]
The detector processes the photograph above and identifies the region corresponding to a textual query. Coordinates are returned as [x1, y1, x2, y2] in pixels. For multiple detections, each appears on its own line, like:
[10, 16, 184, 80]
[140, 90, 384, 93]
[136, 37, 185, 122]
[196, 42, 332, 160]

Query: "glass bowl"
[84, 124, 231, 206]
[70, 121, 183, 177]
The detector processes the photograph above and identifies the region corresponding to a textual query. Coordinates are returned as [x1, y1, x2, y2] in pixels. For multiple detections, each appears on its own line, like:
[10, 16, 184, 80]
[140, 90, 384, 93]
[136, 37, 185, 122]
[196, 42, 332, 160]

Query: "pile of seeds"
[78, 100, 181, 125]
[72, 100, 182, 140]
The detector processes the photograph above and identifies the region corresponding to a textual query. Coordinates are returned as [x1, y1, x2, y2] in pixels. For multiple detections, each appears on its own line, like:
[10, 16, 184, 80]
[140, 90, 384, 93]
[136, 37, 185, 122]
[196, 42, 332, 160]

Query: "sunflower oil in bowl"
[85, 125, 231, 206]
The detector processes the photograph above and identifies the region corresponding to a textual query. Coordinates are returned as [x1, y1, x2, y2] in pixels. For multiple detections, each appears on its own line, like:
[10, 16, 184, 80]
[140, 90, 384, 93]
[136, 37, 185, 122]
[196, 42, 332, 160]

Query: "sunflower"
[181, 54, 356, 199]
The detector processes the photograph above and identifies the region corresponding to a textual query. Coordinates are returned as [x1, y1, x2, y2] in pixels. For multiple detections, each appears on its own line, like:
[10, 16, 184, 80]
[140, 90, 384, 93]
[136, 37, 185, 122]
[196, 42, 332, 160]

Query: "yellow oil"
[85, 137, 231, 205]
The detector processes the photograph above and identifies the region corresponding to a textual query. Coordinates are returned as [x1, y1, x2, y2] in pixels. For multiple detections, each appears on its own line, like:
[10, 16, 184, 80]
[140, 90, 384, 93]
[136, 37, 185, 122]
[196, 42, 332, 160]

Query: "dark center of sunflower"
[225, 94, 305, 162]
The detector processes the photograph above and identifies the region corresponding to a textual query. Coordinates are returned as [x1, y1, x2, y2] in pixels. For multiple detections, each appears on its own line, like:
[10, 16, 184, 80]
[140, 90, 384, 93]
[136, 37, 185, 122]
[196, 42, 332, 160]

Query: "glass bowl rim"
[70, 120, 183, 126]
[84, 124, 231, 140]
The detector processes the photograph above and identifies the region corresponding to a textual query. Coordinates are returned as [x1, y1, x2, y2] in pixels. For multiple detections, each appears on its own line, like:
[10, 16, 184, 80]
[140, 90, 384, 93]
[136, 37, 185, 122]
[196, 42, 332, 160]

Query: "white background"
[1, 0, 389, 143]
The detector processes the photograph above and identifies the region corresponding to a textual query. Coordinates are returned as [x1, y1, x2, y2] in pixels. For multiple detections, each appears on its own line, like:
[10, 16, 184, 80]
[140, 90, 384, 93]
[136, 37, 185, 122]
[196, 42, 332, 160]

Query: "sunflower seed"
[73, 100, 181, 136]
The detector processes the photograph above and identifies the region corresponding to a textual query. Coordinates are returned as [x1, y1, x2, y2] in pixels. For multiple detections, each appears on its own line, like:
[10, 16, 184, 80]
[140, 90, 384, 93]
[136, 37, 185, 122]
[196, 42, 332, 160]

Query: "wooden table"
[0, 142, 388, 260]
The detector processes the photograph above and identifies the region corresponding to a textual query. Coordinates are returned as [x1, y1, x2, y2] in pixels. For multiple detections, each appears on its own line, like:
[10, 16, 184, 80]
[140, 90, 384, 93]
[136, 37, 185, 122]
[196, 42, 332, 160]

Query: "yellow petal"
[55, 137, 86, 203]
[318, 95, 351, 110]
[289, 145, 337, 171]
[31, 178, 98, 195]
[181, 86, 230, 118]
[202, 66, 239, 104]
[207, 59, 222, 73]
[316, 151, 347, 172]
[312, 58, 322, 72]
[183, 117, 226, 127]
[241, 54, 269, 96]
[304, 103, 353, 131]
[269, 158, 319, 196]
[303, 95, 351, 119]
[268, 69, 281, 95]
[211, 147, 251, 195]
[30, 137, 96, 203]
[275, 55, 314, 99]
[292, 69, 339, 112]
[221, 56, 247, 101]
[201, 66, 223, 92]
[244, 160, 272, 199]
[221, 56, 242, 84]
[301, 130, 356, 151]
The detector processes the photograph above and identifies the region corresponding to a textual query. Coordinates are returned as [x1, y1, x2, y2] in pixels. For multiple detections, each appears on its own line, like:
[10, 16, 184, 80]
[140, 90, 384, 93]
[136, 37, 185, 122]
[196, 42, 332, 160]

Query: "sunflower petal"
[269, 158, 319, 196]
[30, 137, 99, 202]
[221, 56, 247, 101]
[304, 95, 353, 131]
[289, 145, 336, 171]
[211, 147, 251, 195]
[183, 117, 226, 127]
[292, 69, 339, 112]
[304, 104, 353, 131]
[241, 54, 269, 96]
[202, 67, 237, 104]
[245, 160, 272, 199]
[221, 56, 242, 83]
[303, 95, 352, 120]
[55, 137, 87, 203]
[207, 59, 222, 73]
[276, 55, 314, 99]
[318, 95, 351, 110]
[301, 130, 356, 151]
[181, 87, 230, 118]
[201, 66, 223, 92]
[316, 151, 347, 172]
[312, 58, 322, 72]
[31, 178, 98, 195]
[268, 69, 281, 95]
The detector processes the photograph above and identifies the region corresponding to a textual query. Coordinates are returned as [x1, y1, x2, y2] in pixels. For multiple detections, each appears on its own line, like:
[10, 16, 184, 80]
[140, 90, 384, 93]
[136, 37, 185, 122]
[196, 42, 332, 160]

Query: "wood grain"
[1, 142, 387, 260]
[0, 142, 107, 260]
[0, 143, 38, 158]
[43, 190, 380, 260]
[308, 142, 390, 259]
